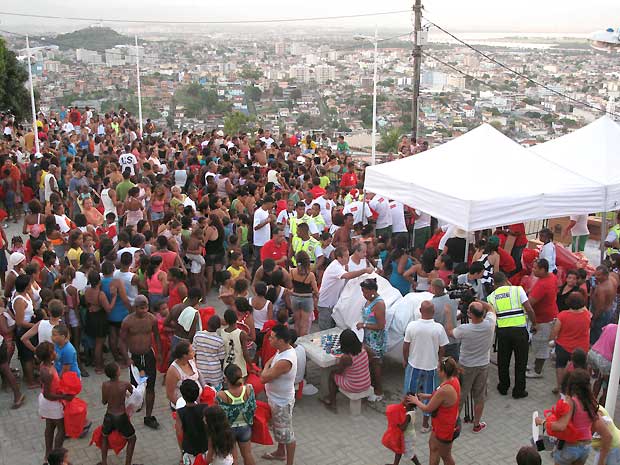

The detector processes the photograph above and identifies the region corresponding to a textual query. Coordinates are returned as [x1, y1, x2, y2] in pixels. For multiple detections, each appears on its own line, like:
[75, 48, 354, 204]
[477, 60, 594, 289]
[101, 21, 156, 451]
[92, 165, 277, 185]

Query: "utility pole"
[411, 0, 423, 142]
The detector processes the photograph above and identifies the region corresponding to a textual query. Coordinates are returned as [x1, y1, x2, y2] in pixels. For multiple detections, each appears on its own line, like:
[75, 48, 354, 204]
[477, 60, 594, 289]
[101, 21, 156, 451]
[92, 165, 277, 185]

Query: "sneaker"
[302, 383, 319, 396]
[367, 393, 384, 402]
[472, 422, 487, 434]
[144, 416, 160, 430]
[512, 391, 529, 399]
[526, 371, 543, 378]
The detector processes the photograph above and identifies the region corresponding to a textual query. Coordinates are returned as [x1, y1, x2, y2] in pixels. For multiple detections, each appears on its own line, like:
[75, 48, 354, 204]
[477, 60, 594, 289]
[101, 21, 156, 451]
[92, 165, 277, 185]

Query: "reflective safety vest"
[607, 224, 620, 257]
[311, 215, 326, 233]
[487, 285, 527, 328]
[291, 236, 320, 264]
[290, 215, 312, 238]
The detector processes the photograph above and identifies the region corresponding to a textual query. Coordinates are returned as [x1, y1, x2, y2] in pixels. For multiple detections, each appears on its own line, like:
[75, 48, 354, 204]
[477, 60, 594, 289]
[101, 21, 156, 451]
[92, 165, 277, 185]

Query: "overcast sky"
[1, 0, 619, 33]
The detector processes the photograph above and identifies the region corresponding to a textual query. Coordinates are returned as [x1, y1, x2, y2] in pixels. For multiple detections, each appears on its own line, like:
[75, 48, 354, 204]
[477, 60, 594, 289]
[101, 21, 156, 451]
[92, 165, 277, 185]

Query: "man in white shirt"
[44, 164, 60, 202]
[343, 198, 372, 226]
[260, 325, 298, 465]
[317, 247, 372, 330]
[389, 200, 408, 244]
[538, 228, 557, 273]
[566, 214, 590, 253]
[369, 194, 392, 239]
[260, 129, 275, 149]
[276, 200, 295, 238]
[119, 146, 138, 176]
[311, 189, 336, 229]
[253, 196, 275, 274]
[403, 300, 449, 431]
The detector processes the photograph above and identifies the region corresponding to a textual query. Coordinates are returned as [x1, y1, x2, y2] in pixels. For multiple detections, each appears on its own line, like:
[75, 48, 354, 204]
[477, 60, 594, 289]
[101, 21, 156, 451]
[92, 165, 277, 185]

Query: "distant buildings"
[315, 64, 336, 84]
[76, 49, 102, 65]
[290, 64, 310, 84]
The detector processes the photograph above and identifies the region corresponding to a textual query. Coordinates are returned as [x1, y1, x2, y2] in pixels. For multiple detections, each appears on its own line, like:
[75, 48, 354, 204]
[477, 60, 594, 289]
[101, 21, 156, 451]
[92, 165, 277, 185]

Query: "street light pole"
[26, 35, 40, 155]
[412, 0, 423, 142]
[371, 27, 378, 166]
[135, 35, 143, 137]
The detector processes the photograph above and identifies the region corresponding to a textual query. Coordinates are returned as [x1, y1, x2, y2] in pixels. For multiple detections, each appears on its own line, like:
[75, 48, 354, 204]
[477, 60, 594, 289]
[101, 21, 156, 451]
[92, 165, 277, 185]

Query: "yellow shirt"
[319, 176, 330, 189]
[227, 265, 246, 281]
[67, 247, 83, 265]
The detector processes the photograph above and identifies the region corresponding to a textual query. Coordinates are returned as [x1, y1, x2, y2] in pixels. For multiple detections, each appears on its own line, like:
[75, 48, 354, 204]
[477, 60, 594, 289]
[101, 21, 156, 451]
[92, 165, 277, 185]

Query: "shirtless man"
[165, 287, 202, 351]
[591, 265, 617, 345]
[253, 258, 293, 288]
[120, 295, 161, 430]
[332, 213, 353, 250]
[101, 361, 136, 465]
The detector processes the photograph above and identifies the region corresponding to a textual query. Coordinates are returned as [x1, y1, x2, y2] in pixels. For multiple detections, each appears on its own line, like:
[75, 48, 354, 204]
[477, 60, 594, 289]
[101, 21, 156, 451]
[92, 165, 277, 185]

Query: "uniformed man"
[289, 201, 318, 239]
[290, 222, 322, 269]
[486, 272, 536, 399]
[604, 212, 620, 259]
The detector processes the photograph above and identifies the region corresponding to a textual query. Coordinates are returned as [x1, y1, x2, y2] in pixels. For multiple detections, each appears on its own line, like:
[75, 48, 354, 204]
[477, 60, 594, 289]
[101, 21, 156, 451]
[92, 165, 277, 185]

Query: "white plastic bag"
[126, 365, 146, 417]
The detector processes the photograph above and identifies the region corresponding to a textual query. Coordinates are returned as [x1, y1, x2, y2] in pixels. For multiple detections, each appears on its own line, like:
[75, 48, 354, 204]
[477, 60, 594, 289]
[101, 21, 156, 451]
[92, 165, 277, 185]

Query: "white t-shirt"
[44, 173, 57, 202]
[318, 260, 347, 308]
[343, 201, 372, 225]
[318, 243, 335, 261]
[293, 344, 306, 385]
[389, 201, 407, 233]
[265, 347, 297, 406]
[54, 214, 72, 234]
[174, 169, 187, 188]
[414, 210, 431, 230]
[403, 319, 449, 370]
[253, 207, 271, 246]
[539, 242, 557, 272]
[569, 215, 589, 237]
[439, 224, 456, 251]
[62, 122, 74, 133]
[260, 136, 275, 148]
[276, 210, 294, 238]
[311, 196, 336, 228]
[348, 257, 368, 272]
[119, 153, 138, 175]
[267, 169, 281, 187]
[183, 196, 196, 211]
[369, 196, 392, 229]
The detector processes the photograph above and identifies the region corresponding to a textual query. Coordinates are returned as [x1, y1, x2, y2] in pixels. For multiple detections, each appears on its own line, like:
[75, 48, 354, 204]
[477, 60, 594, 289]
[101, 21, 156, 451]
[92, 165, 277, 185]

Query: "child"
[227, 234, 242, 257]
[47, 447, 70, 465]
[103, 212, 118, 244]
[154, 301, 172, 376]
[227, 251, 250, 282]
[193, 315, 225, 390]
[204, 405, 236, 465]
[52, 324, 81, 378]
[101, 362, 136, 465]
[387, 396, 421, 465]
[218, 270, 235, 307]
[233, 279, 250, 300]
[175, 379, 209, 465]
[237, 214, 250, 264]
[10, 236, 25, 255]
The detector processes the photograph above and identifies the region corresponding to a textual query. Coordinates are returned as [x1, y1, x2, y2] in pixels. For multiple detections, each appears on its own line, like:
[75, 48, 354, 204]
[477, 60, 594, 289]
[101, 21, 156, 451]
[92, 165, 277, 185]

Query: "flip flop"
[11, 394, 25, 409]
[261, 452, 286, 461]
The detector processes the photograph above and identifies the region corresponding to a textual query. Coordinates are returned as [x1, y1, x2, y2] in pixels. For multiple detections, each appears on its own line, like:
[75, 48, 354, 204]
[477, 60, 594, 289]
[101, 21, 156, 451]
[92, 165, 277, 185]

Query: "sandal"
[261, 452, 286, 461]
[11, 394, 25, 409]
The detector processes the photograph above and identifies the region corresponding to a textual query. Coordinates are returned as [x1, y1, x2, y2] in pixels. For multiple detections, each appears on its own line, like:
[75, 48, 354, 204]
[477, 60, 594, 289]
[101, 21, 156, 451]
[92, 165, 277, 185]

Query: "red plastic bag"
[200, 385, 217, 406]
[90, 425, 128, 455]
[258, 321, 278, 366]
[425, 231, 445, 251]
[59, 372, 82, 396]
[63, 397, 88, 439]
[193, 454, 208, 465]
[381, 403, 406, 454]
[544, 398, 581, 442]
[497, 247, 516, 274]
[246, 373, 265, 396]
[252, 400, 273, 445]
[199, 307, 216, 330]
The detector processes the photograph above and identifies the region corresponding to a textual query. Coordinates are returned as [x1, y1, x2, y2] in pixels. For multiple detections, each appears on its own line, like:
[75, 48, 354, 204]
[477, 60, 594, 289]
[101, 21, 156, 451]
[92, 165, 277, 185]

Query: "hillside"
[47, 27, 135, 51]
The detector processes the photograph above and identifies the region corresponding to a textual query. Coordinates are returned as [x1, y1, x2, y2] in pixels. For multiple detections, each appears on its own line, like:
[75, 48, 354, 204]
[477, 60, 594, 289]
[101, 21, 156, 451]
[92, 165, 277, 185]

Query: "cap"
[216, 130, 224, 137]
[488, 235, 500, 246]
[34, 152, 43, 159]
[134, 295, 149, 307]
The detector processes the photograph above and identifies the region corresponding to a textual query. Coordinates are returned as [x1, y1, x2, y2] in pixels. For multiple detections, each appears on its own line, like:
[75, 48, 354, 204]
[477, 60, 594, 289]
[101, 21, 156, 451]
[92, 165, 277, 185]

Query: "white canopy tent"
[529, 115, 620, 212]
[363, 123, 605, 232]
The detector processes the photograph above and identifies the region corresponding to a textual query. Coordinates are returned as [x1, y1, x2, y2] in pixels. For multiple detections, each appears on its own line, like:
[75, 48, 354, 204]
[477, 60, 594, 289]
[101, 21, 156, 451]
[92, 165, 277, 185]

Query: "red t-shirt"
[529, 273, 559, 323]
[260, 239, 288, 262]
[310, 186, 326, 199]
[556, 310, 591, 353]
[508, 223, 528, 247]
[497, 247, 516, 273]
[340, 172, 358, 188]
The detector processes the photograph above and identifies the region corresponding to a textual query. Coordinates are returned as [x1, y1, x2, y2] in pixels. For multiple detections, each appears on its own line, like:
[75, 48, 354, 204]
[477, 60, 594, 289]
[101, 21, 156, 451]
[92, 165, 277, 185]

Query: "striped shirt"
[193, 330, 225, 387]
[333, 350, 371, 393]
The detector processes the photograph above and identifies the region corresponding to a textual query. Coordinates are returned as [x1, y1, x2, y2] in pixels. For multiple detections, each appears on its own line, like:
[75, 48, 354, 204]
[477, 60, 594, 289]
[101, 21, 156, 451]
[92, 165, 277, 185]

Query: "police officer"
[486, 272, 536, 399]
[290, 222, 321, 270]
[604, 212, 620, 259]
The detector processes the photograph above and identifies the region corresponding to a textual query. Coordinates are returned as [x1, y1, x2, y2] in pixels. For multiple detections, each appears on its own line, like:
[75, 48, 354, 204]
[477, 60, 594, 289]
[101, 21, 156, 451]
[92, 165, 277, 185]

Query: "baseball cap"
[134, 295, 149, 307]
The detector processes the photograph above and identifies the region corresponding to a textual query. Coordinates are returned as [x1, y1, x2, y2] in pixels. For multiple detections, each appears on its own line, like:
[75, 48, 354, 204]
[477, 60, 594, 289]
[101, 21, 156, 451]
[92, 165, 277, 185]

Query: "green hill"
[47, 27, 135, 51]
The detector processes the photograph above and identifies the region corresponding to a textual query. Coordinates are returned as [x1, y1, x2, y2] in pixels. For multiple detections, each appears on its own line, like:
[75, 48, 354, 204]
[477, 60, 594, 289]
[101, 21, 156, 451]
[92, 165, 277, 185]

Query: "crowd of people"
[1, 106, 620, 465]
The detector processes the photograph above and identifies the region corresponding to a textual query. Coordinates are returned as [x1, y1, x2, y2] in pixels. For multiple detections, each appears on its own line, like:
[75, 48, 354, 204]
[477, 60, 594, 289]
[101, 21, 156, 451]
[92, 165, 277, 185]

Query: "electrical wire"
[0, 9, 410, 25]
[422, 50, 502, 92]
[424, 17, 620, 118]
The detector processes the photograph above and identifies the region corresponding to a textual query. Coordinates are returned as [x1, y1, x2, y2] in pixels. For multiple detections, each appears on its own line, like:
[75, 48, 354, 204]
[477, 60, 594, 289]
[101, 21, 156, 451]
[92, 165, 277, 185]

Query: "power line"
[0, 9, 410, 25]
[424, 17, 619, 118]
[422, 50, 502, 92]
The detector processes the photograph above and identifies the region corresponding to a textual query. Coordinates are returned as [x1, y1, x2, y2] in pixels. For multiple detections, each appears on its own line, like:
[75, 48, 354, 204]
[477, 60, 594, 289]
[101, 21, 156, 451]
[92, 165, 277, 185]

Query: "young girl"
[249, 282, 273, 349]
[218, 271, 235, 308]
[10, 236, 25, 255]
[146, 255, 168, 312]
[204, 405, 236, 465]
[227, 252, 250, 282]
[387, 397, 421, 465]
[154, 301, 172, 376]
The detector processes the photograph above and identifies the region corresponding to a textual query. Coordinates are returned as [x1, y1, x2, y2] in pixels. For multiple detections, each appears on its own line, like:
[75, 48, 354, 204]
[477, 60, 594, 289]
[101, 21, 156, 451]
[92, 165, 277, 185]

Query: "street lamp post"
[25, 35, 40, 156]
[355, 28, 379, 165]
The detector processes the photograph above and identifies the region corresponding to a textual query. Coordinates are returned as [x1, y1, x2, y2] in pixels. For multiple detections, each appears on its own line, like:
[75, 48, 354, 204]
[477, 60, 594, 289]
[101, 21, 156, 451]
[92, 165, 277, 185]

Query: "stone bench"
[340, 387, 375, 415]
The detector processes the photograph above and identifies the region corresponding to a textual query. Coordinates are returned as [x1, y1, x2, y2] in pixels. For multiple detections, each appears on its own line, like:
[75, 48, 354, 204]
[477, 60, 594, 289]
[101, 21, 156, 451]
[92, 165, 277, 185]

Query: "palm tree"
[377, 127, 403, 153]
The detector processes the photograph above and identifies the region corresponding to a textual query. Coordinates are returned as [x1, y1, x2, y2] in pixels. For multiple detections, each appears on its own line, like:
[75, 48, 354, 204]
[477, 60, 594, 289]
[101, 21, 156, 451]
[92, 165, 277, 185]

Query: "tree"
[245, 85, 262, 102]
[0, 38, 31, 122]
[272, 86, 283, 98]
[224, 112, 254, 135]
[377, 127, 403, 153]
[290, 88, 302, 101]
[173, 83, 228, 118]
[240, 65, 262, 81]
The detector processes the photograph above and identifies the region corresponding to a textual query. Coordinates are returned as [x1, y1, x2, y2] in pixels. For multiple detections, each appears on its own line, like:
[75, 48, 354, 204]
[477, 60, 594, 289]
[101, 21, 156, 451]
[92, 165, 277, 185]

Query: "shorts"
[593, 447, 620, 465]
[0, 340, 8, 364]
[375, 226, 392, 240]
[38, 392, 64, 420]
[14, 326, 35, 362]
[460, 365, 488, 404]
[102, 412, 136, 438]
[0, 249, 7, 273]
[555, 343, 572, 369]
[108, 320, 123, 329]
[205, 253, 225, 266]
[186, 253, 205, 274]
[291, 294, 314, 312]
[588, 349, 612, 376]
[86, 310, 109, 339]
[130, 349, 157, 390]
[553, 443, 591, 465]
[531, 321, 553, 360]
[269, 400, 295, 444]
[232, 424, 252, 443]
[414, 226, 431, 251]
[151, 211, 164, 221]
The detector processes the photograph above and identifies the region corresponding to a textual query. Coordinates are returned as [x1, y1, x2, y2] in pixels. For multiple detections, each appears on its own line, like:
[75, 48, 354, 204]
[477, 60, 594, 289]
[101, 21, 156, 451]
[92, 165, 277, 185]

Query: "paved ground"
[0, 222, 613, 465]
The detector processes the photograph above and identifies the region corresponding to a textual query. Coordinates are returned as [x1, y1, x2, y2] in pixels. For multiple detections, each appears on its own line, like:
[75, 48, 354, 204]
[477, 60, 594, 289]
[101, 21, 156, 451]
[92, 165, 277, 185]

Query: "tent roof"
[530, 115, 620, 211]
[363, 123, 604, 231]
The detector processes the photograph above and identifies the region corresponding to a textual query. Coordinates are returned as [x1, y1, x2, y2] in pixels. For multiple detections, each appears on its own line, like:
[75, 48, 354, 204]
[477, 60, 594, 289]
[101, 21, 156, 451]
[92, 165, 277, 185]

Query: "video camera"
[447, 276, 477, 318]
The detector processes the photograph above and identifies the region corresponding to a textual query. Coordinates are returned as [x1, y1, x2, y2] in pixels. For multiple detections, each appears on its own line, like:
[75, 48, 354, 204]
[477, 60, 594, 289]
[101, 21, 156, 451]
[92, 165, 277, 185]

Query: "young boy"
[192, 315, 225, 390]
[101, 362, 137, 465]
[52, 324, 80, 378]
[175, 379, 209, 465]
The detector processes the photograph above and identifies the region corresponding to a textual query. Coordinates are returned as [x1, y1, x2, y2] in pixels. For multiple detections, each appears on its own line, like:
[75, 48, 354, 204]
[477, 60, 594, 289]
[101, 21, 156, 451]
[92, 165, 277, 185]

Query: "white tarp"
[529, 115, 620, 212]
[363, 124, 605, 231]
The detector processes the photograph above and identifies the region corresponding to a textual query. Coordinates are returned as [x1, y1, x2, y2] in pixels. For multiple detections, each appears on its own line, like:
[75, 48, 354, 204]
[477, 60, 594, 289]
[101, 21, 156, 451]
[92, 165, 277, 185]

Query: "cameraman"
[457, 261, 485, 300]
[444, 300, 496, 433]
[430, 279, 460, 360]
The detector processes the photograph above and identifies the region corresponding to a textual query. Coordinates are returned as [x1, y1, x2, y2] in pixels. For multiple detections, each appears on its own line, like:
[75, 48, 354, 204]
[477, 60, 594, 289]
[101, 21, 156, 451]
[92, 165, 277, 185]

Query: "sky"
[0, 0, 619, 34]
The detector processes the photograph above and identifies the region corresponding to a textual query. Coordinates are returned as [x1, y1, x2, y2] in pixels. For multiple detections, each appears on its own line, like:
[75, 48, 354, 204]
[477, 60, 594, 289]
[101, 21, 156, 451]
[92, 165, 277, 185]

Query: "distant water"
[427, 31, 589, 49]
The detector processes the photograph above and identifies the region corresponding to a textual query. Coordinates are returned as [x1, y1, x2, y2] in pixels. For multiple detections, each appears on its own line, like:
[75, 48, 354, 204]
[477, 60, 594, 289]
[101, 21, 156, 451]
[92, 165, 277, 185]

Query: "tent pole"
[601, 211, 608, 265]
[464, 232, 470, 265]
[605, 322, 620, 418]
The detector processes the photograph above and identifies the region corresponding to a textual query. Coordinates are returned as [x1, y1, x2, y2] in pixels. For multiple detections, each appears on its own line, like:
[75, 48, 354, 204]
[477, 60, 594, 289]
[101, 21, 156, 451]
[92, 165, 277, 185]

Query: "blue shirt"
[54, 341, 81, 378]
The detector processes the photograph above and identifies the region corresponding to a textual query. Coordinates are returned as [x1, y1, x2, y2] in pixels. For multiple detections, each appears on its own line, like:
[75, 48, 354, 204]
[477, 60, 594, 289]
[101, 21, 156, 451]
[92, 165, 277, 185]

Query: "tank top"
[147, 271, 164, 295]
[571, 397, 593, 441]
[101, 188, 117, 216]
[432, 377, 461, 441]
[151, 198, 164, 213]
[250, 297, 270, 331]
[221, 327, 248, 377]
[292, 272, 313, 294]
[63, 284, 76, 310]
[125, 208, 144, 227]
[170, 360, 202, 408]
[216, 178, 229, 199]
[38, 319, 55, 343]
[113, 270, 138, 305]
[478, 254, 494, 285]
[416, 274, 430, 292]
[102, 277, 128, 323]
[12, 294, 34, 324]
[224, 385, 248, 427]
[168, 282, 184, 309]
[178, 404, 209, 455]
[205, 229, 225, 256]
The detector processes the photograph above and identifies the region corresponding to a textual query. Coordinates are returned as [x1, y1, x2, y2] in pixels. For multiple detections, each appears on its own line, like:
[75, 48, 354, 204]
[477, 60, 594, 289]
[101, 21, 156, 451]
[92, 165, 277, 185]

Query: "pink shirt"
[592, 324, 618, 361]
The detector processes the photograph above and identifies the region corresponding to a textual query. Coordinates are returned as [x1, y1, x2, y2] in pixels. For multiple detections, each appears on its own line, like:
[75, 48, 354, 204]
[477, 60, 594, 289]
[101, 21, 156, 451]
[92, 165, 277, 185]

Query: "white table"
[298, 328, 343, 397]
